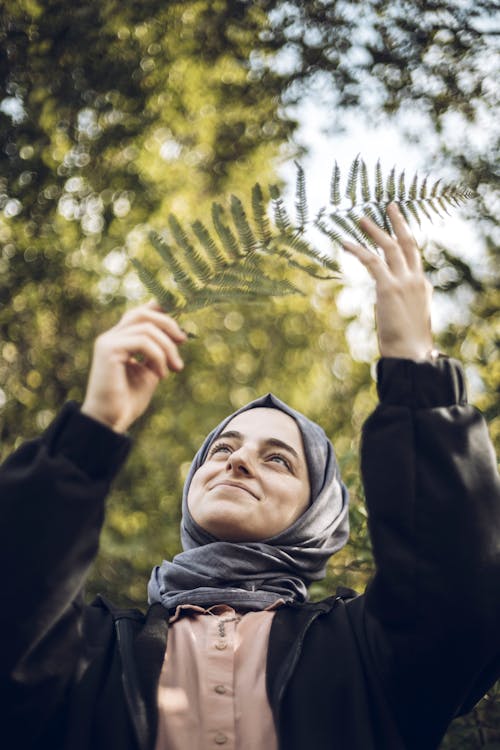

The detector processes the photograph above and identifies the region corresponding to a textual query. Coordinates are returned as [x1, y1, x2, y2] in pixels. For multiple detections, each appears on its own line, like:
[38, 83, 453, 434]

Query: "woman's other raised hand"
[81, 302, 186, 433]
[342, 202, 435, 362]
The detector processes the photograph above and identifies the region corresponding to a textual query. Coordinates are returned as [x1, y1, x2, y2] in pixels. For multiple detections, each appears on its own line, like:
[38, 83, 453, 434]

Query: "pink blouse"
[155, 602, 281, 749]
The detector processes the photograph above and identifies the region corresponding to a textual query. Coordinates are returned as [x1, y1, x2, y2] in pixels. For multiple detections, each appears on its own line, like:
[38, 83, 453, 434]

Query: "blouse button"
[215, 640, 227, 650]
[214, 684, 226, 694]
[214, 732, 228, 744]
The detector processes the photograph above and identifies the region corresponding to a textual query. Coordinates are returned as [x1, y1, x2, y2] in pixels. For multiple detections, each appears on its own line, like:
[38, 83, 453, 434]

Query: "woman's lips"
[210, 481, 259, 500]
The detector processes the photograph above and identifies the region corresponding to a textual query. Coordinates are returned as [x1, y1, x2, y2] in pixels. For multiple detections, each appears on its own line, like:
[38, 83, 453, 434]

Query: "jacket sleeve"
[0, 402, 130, 744]
[359, 357, 500, 748]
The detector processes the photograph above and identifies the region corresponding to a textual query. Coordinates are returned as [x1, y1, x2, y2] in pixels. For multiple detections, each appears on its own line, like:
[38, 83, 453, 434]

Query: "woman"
[2, 205, 499, 749]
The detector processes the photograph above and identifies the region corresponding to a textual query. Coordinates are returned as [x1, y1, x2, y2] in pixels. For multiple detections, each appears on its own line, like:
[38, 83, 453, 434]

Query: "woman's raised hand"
[81, 302, 186, 433]
[342, 202, 435, 361]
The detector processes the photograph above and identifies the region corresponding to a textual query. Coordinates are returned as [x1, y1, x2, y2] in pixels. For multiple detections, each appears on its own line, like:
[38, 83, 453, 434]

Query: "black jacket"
[1, 358, 499, 749]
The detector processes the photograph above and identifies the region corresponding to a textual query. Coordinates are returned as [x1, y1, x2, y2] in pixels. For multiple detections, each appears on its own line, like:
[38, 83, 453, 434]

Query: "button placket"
[206, 613, 236, 749]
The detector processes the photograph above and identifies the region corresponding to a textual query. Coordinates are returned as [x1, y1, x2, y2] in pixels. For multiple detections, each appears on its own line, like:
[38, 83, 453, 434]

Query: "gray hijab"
[148, 393, 349, 612]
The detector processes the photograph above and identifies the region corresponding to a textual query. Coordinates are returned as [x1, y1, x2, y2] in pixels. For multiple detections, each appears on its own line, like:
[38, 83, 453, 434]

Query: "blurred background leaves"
[1, 1, 498, 745]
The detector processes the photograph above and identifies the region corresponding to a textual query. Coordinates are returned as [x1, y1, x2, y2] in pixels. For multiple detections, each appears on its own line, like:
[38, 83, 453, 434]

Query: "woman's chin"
[195, 506, 263, 543]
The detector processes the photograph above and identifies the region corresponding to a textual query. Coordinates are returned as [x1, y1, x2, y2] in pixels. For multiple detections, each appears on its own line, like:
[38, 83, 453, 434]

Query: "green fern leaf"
[330, 161, 341, 206]
[362, 203, 385, 230]
[346, 153, 361, 206]
[168, 214, 213, 282]
[409, 171, 419, 200]
[419, 175, 429, 199]
[286, 257, 339, 280]
[131, 259, 179, 311]
[403, 200, 423, 227]
[361, 159, 370, 203]
[396, 201, 414, 227]
[230, 195, 257, 255]
[375, 159, 384, 203]
[276, 231, 340, 275]
[191, 220, 229, 271]
[212, 203, 241, 260]
[415, 198, 434, 223]
[138, 156, 472, 318]
[269, 184, 292, 232]
[327, 211, 377, 250]
[149, 231, 200, 295]
[294, 161, 308, 230]
[436, 197, 452, 216]
[315, 218, 345, 246]
[385, 166, 396, 201]
[430, 178, 442, 198]
[252, 183, 272, 245]
[397, 170, 406, 202]
[347, 209, 379, 249]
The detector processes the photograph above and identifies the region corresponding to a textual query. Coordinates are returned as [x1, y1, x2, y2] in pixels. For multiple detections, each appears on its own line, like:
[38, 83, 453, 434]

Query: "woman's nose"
[226, 447, 254, 476]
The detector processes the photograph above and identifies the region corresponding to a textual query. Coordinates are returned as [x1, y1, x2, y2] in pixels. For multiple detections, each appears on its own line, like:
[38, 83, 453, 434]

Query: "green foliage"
[134, 158, 471, 314]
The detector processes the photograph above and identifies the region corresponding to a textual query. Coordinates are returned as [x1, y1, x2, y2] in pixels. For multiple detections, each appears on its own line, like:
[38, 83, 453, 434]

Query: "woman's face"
[187, 408, 311, 542]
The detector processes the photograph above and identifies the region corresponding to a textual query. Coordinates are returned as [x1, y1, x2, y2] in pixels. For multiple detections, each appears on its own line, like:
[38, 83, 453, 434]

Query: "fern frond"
[414, 198, 434, 224]
[327, 211, 377, 250]
[212, 203, 240, 260]
[269, 184, 292, 232]
[294, 161, 308, 230]
[168, 214, 213, 282]
[346, 153, 361, 206]
[436, 197, 452, 216]
[420, 175, 429, 199]
[181, 290, 262, 314]
[362, 203, 385, 230]
[430, 178, 442, 198]
[138, 156, 471, 317]
[361, 159, 370, 203]
[131, 259, 179, 311]
[209, 267, 300, 297]
[385, 166, 396, 202]
[191, 220, 229, 271]
[230, 195, 257, 255]
[286, 256, 339, 280]
[330, 161, 341, 206]
[397, 170, 406, 202]
[396, 201, 414, 227]
[149, 231, 200, 295]
[276, 231, 340, 275]
[315, 219, 345, 246]
[428, 198, 444, 219]
[402, 200, 422, 227]
[409, 171, 419, 200]
[375, 160, 384, 203]
[251, 183, 272, 246]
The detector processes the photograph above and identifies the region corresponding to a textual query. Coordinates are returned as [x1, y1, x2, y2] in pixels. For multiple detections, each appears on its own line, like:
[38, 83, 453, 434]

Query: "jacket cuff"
[376, 357, 468, 408]
[43, 402, 131, 479]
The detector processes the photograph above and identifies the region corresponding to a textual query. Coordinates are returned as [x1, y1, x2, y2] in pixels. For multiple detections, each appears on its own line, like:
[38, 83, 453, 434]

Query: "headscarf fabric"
[148, 393, 349, 612]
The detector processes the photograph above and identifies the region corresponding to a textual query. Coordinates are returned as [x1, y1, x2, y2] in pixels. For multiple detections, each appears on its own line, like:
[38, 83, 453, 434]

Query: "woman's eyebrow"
[265, 438, 300, 461]
[216, 430, 242, 441]
[216, 431, 300, 461]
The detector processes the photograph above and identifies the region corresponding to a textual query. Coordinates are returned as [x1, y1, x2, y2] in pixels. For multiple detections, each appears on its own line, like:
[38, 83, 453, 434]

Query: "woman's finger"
[386, 203, 422, 270]
[121, 323, 185, 373]
[116, 304, 187, 343]
[341, 239, 391, 283]
[95, 324, 184, 378]
[358, 214, 407, 275]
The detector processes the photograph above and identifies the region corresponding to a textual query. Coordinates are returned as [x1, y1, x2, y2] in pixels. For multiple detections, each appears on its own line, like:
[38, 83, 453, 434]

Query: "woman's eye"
[208, 442, 233, 457]
[268, 454, 291, 470]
